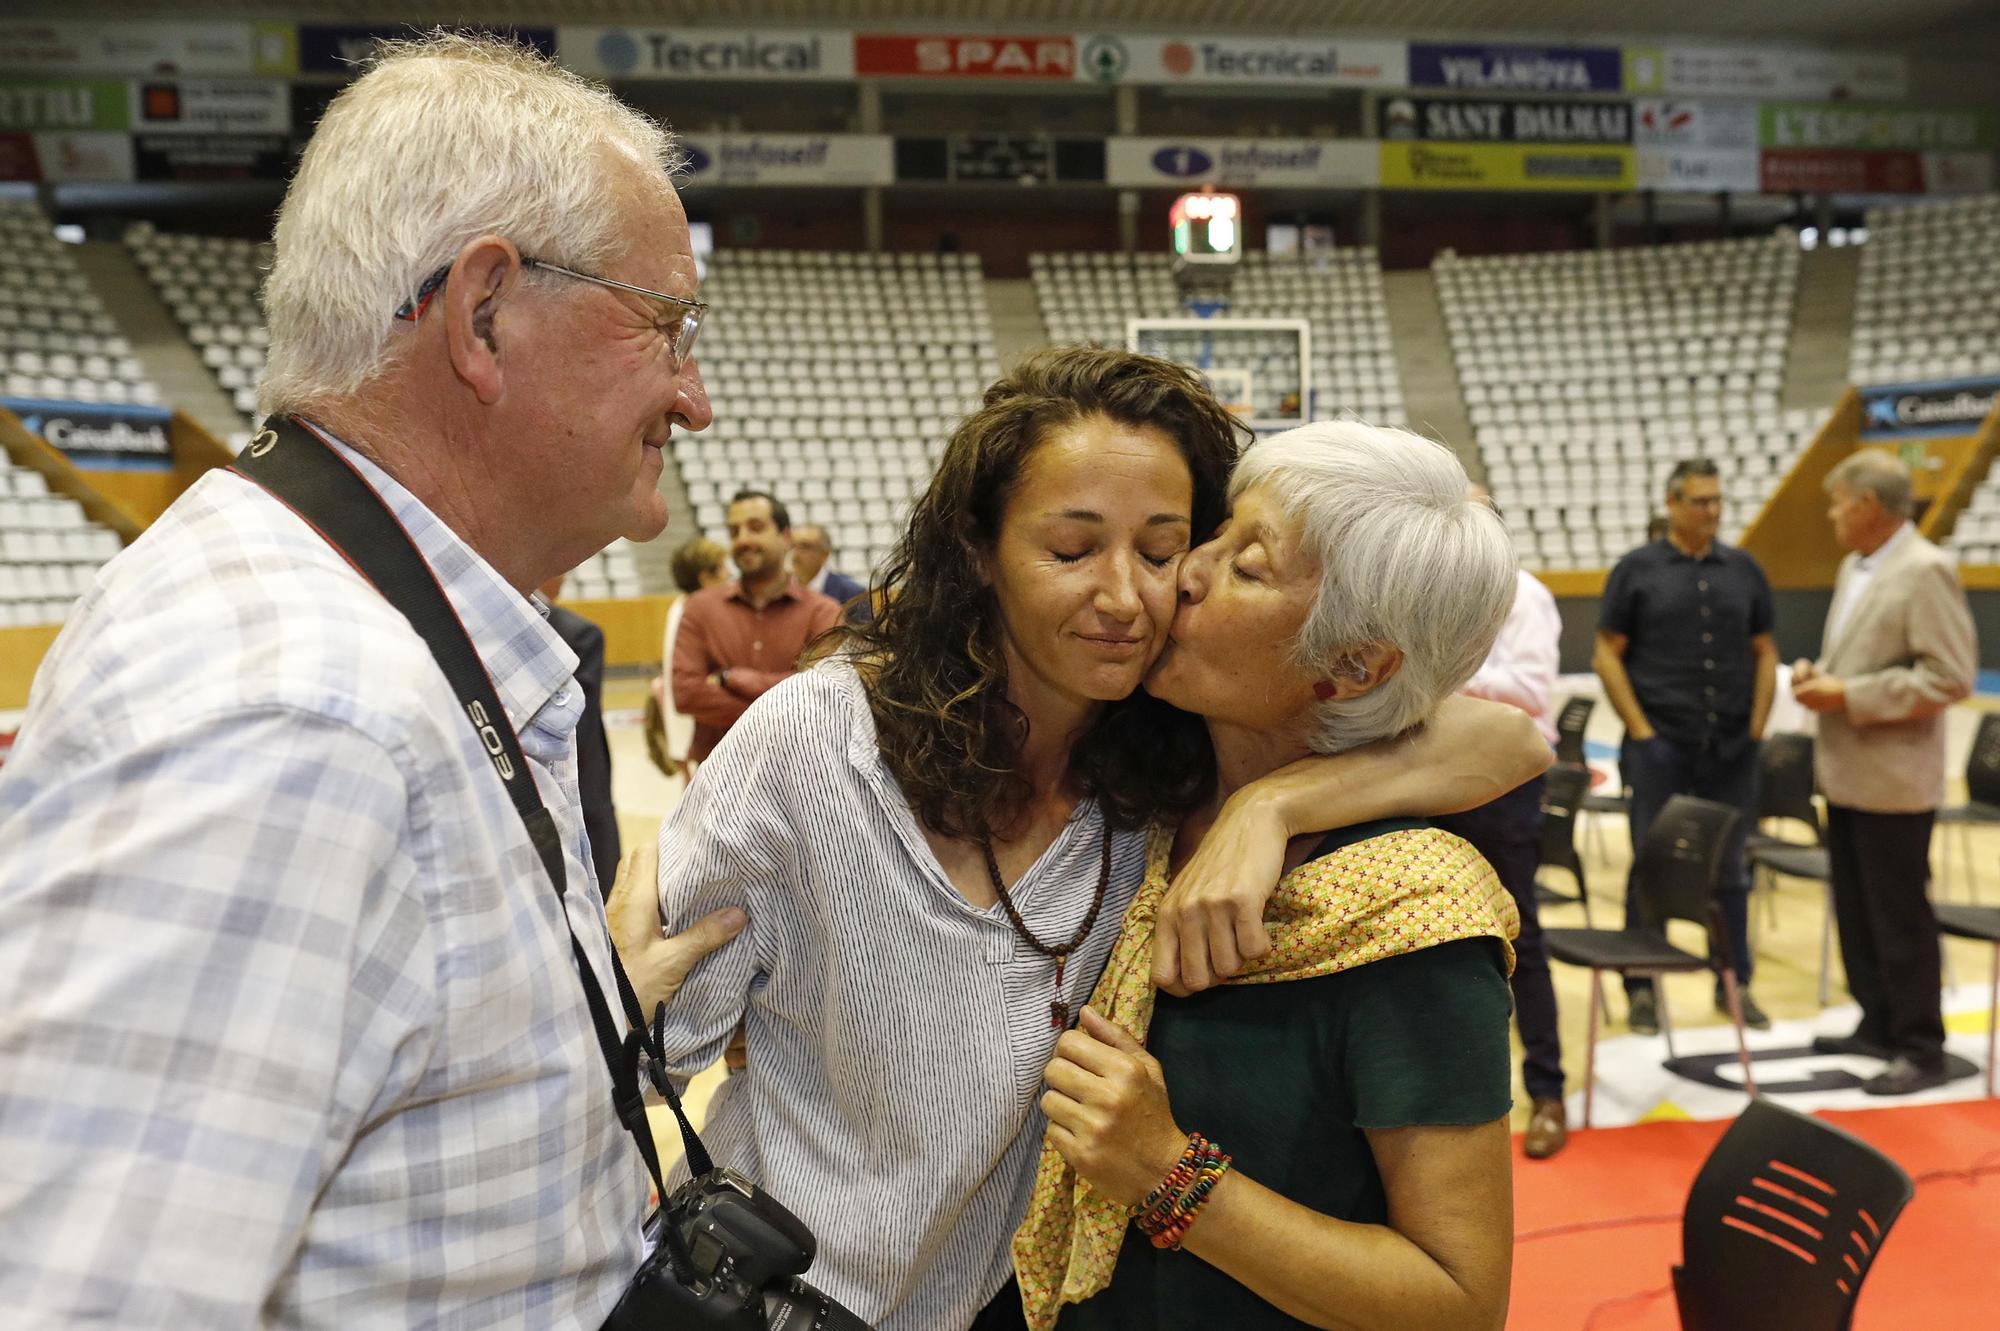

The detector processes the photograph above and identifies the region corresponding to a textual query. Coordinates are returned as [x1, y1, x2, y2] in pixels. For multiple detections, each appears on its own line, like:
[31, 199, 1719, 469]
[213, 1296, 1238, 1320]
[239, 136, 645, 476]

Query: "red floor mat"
[1509, 1099, 2000, 1328]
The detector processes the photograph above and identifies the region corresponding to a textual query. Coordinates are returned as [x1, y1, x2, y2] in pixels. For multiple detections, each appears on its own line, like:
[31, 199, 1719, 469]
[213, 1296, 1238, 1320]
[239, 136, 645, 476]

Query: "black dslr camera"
[604, 1165, 870, 1331]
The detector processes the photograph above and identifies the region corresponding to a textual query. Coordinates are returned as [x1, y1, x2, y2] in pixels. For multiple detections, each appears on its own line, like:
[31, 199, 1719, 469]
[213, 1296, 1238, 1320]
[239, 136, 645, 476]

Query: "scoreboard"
[1170, 190, 1242, 264]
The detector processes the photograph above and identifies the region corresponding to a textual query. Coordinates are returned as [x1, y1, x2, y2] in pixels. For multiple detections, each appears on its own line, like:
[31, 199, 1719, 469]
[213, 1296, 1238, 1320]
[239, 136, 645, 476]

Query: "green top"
[1056, 821, 1513, 1331]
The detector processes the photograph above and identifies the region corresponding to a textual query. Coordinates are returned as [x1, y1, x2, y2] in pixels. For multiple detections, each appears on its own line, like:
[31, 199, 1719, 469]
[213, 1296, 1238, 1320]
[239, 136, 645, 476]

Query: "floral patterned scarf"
[1011, 820, 1520, 1330]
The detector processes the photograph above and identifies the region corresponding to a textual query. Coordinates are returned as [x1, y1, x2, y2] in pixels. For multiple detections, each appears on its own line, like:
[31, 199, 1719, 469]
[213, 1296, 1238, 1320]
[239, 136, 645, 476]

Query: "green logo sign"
[1082, 35, 1128, 84]
[0, 79, 129, 132]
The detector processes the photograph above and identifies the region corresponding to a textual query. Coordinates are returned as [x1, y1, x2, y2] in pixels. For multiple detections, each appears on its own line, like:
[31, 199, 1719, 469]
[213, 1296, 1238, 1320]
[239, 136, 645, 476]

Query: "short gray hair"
[1825, 448, 1915, 518]
[259, 32, 683, 417]
[1234, 422, 1519, 754]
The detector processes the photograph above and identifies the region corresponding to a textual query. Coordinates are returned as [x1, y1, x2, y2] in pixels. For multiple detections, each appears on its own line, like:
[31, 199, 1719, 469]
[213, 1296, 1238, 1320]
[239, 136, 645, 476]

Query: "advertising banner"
[1408, 43, 1622, 93]
[298, 24, 554, 75]
[1634, 99, 1758, 149]
[856, 33, 1074, 79]
[134, 132, 294, 182]
[559, 27, 850, 80]
[1107, 137, 1379, 188]
[1379, 140, 1635, 191]
[1760, 150, 1926, 195]
[1624, 45, 1907, 100]
[0, 22, 291, 77]
[132, 79, 289, 135]
[1859, 376, 2000, 440]
[679, 133, 892, 186]
[1636, 147, 1761, 192]
[1076, 34, 1406, 88]
[1923, 152, 1995, 195]
[1631, 99, 1760, 191]
[1760, 103, 1992, 152]
[0, 398, 174, 469]
[0, 80, 129, 132]
[1381, 96, 1631, 144]
[0, 130, 134, 182]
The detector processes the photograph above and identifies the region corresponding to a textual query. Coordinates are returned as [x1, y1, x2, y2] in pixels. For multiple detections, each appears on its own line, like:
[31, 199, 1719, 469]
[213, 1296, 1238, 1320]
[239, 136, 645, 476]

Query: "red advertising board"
[854, 33, 1075, 78]
[1760, 149, 1924, 194]
[0, 132, 42, 180]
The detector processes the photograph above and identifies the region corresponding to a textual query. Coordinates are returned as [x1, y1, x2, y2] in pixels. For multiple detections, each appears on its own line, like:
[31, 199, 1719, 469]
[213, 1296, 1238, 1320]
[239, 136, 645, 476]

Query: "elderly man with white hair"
[0, 35, 743, 1326]
[1016, 421, 1522, 1331]
[1795, 448, 1976, 1096]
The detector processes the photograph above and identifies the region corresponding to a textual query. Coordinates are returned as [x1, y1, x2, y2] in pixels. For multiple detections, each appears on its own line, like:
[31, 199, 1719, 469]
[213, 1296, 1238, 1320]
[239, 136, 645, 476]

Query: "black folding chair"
[1535, 763, 1596, 928]
[1674, 1098, 1913, 1331]
[1937, 712, 2000, 902]
[1936, 903, 2000, 1097]
[1546, 794, 1757, 1128]
[1746, 733, 1837, 1007]
[1554, 695, 1594, 768]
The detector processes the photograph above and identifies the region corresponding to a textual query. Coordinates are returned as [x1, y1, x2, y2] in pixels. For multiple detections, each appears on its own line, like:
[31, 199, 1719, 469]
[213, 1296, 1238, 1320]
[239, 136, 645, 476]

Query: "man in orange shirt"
[672, 489, 841, 760]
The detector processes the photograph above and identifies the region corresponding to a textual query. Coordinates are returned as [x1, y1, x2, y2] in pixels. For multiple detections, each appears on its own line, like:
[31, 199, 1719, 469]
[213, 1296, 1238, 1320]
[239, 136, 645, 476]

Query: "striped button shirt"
[656, 660, 1148, 1331]
[0, 435, 645, 1328]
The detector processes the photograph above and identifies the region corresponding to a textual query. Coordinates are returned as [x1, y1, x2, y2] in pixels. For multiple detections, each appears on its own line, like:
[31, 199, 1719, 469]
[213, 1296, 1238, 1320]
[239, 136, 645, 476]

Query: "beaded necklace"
[980, 824, 1112, 1029]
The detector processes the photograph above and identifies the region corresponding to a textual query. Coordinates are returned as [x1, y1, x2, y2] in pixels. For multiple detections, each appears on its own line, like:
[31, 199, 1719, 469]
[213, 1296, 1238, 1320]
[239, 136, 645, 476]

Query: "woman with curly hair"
[654, 346, 1547, 1331]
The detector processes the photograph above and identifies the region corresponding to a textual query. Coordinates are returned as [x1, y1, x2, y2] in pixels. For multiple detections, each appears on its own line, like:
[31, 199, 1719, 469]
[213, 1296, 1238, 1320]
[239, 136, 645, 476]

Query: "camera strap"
[230, 416, 716, 1202]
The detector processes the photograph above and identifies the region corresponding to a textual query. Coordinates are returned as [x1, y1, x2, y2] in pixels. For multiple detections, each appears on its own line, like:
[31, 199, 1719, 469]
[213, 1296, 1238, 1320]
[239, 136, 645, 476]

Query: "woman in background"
[647, 536, 728, 782]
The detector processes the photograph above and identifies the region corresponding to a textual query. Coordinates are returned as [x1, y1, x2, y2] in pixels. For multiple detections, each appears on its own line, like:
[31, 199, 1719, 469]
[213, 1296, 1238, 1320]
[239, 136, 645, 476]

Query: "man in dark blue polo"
[1595, 458, 1778, 1034]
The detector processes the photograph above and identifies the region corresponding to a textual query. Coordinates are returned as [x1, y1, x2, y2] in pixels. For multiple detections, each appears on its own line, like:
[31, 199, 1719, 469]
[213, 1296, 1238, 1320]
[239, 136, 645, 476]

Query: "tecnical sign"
[558, 27, 853, 80]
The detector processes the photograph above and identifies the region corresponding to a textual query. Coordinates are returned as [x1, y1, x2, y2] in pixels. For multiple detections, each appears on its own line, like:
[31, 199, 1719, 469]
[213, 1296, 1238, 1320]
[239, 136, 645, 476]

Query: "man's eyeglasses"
[393, 255, 706, 367]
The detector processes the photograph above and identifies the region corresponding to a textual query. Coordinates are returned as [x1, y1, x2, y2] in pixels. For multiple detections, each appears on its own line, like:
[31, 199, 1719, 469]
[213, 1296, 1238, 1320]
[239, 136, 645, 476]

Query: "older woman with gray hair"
[1013, 421, 1523, 1331]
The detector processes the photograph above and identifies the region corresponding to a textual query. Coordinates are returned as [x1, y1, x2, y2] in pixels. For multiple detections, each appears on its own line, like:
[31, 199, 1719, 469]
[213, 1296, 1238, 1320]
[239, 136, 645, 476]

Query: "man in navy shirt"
[1595, 459, 1778, 1034]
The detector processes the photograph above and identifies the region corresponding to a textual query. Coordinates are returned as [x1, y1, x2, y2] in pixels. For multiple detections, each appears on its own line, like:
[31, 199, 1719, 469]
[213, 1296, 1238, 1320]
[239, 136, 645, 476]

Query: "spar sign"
[855, 34, 1074, 79]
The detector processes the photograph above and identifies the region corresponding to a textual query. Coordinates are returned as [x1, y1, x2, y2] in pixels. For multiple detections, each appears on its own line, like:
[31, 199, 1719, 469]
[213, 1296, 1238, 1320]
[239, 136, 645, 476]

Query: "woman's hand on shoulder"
[1153, 796, 1282, 996]
[1040, 1007, 1188, 1208]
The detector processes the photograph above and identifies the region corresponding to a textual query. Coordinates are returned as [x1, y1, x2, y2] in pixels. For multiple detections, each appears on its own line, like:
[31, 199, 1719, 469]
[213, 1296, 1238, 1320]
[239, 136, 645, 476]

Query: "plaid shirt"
[0, 433, 644, 1328]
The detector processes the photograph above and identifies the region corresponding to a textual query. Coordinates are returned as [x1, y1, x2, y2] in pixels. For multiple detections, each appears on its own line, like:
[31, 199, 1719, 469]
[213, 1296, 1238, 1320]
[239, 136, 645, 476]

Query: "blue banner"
[296, 24, 556, 74]
[1859, 376, 2000, 440]
[2, 396, 174, 469]
[1409, 43, 1623, 94]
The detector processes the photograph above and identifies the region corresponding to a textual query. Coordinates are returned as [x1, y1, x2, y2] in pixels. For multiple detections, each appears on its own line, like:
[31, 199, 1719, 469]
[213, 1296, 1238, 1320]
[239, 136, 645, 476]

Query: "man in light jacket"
[1795, 449, 1977, 1096]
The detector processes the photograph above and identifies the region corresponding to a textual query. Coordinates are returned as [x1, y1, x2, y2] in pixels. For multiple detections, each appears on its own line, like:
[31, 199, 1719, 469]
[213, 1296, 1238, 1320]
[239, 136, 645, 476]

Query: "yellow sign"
[1379, 140, 1635, 191]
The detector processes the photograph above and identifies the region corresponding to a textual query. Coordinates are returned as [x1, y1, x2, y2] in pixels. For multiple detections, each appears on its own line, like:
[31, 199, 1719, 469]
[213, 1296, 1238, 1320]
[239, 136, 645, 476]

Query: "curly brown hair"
[837, 345, 1248, 842]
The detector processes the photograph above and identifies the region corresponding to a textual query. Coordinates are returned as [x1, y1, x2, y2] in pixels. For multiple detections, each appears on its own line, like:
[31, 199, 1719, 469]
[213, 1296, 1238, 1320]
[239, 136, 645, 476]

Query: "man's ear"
[442, 236, 523, 406]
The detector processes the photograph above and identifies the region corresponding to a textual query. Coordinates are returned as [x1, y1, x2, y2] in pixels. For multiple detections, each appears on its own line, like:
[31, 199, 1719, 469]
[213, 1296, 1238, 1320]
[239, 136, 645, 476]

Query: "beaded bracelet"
[1133, 1133, 1233, 1250]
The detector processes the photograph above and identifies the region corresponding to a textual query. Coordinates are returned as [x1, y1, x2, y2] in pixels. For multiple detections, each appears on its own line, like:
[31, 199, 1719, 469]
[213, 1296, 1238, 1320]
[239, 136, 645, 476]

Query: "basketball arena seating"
[679, 250, 997, 574]
[1028, 249, 1408, 427]
[0, 202, 159, 409]
[1949, 467, 2000, 565]
[124, 221, 266, 430]
[1437, 237, 1808, 570]
[0, 454, 124, 628]
[1849, 195, 2000, 386]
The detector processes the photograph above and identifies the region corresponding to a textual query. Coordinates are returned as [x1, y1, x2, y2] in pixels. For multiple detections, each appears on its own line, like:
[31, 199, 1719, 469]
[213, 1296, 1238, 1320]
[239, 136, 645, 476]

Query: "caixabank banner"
[1859, 376, 2000, 441]
[0, 398, 174, 470]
